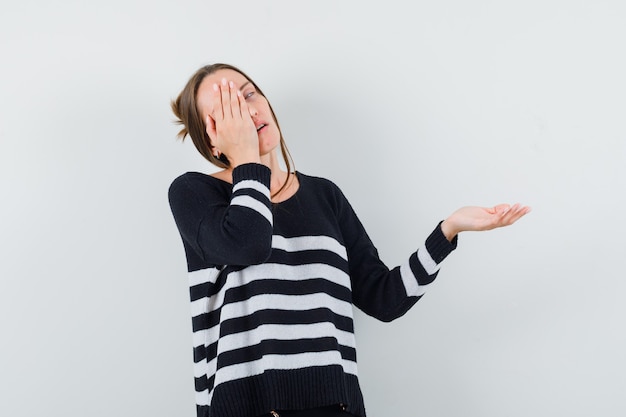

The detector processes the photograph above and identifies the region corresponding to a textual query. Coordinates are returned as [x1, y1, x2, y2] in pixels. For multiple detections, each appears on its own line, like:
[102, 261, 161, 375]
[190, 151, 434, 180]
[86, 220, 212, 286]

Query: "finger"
[220, 78, 232, 119]
[211, 83, 223, 121]
[506, 203, 520, 215]
[494, 204, 511, 215]
[510, 205, 531, 223]
[236, 89, 251, 121]
[501, 204, 528, 225]
[228, 81, 241, 118]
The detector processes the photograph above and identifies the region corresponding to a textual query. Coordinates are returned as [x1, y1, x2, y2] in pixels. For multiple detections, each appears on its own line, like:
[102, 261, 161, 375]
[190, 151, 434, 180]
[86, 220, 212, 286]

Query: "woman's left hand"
[440, 203, 531, 241]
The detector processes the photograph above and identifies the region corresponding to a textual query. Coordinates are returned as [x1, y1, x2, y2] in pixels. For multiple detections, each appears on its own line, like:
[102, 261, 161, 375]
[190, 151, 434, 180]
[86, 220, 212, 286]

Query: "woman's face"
[196, 69, 281, 159]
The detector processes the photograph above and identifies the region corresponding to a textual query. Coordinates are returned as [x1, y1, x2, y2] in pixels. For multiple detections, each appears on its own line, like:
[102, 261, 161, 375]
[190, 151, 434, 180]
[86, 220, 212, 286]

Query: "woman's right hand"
[441, 203, 531, 241]
[205, 77, 260, 167]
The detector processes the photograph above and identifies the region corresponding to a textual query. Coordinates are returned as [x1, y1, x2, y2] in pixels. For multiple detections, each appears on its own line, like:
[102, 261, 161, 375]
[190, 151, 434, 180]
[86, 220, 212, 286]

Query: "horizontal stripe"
[191, 309, 221, 333]
[232, 179, 270, 196]
[272, 235, 347, 261]
[220, 293, 353, 324]
[190, 295, 225, 319]
[194, 356, 216, 379]
[220, 308, 354, 338]
[195, 374, 209, 392]
[188, 267, 221, 287]
[400, 260, 426, 297]
[230, 263, 352, 290]
[192, 326, 220, 350]
[189, 282, 213, 303]
[217, 337, 356, 368]
[209, 351, 358, 402]
[231, 195, 273, 225]
[192, 328, 208, 350]
[194, 341, 218, 364]
[195, 388, 210, 406]
[417, 244, 440, 275]
[409, 252, 436, 286]
[191, 265, 242, 300]
[194, 344, 207, 363]
[190, 300, 210, 326]
[268, 248, 348, 272]
[225, 278, 352, 305]
[217, 322, 357, 357]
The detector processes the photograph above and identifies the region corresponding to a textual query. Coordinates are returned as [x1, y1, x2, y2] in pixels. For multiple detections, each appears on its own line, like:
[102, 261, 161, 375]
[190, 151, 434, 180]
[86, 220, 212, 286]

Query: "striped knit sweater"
[168, 163, 457, 417]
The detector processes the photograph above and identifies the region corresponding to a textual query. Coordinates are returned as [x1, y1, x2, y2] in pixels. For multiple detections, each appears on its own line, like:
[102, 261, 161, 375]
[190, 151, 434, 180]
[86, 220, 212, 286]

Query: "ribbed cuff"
[232, 163, 271, 187]
[424, 221, 458, 264]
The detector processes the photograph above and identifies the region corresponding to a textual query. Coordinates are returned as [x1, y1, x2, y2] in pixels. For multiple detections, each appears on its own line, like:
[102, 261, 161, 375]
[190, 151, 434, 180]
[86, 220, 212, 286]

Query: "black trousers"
[258, 405, 352, 417]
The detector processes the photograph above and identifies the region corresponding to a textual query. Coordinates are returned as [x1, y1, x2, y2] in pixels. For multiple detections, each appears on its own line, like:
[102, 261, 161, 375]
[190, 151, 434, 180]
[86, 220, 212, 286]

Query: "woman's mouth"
[256, 123, 267, 132]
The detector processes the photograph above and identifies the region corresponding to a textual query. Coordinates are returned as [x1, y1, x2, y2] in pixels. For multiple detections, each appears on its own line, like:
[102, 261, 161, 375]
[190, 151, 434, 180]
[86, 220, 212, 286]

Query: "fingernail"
[213, 83, 218, 91]
[221, 78, 227, 86]
[229, 81, 234, 88]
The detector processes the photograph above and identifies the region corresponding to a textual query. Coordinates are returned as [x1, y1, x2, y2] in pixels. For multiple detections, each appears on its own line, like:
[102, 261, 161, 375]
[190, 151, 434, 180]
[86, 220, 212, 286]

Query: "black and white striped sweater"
[168, 163, 457, 417]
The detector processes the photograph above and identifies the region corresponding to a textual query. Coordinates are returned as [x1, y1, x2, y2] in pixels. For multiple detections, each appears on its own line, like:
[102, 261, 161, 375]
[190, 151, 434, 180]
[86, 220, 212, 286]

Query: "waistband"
[260, 404, 352, 417]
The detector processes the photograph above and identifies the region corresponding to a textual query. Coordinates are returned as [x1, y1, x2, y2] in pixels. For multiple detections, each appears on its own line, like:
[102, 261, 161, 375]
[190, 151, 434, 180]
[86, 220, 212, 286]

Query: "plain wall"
[1, 1, 625, 416]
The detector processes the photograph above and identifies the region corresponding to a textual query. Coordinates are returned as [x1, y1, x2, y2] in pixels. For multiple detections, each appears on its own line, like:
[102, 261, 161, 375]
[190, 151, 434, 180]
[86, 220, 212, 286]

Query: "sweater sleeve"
[168, 163, 274, 267]
[335, 186, 457, 322]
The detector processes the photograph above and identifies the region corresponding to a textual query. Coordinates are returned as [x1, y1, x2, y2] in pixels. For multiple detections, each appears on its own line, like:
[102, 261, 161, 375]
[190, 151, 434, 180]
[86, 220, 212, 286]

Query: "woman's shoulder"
[168, 171, 231, 202]
[170, 171, 229, 187]
[297, 171, 348, 203]
[297, 171, 342, 191]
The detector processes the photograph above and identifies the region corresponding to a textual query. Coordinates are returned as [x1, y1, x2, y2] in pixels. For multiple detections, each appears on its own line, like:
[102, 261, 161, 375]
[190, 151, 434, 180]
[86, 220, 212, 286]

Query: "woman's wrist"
[440, 218, 459, 242]
[229, 153, 261, 168]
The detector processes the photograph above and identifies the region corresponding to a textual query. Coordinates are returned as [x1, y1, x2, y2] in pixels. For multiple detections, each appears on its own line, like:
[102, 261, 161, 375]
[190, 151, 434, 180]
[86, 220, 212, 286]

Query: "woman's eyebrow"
[239, 81, 251, 90]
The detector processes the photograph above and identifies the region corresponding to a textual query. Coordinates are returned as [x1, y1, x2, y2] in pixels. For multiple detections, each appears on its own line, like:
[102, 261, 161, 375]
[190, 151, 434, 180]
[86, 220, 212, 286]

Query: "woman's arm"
[336, 184, 529, 322]
[168, 163, 274, 267]
[333, 185, 456, 322]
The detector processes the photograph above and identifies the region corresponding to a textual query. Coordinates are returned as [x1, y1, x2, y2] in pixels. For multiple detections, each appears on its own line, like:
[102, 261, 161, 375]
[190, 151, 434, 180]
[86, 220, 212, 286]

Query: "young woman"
[168, 63, 530, 417]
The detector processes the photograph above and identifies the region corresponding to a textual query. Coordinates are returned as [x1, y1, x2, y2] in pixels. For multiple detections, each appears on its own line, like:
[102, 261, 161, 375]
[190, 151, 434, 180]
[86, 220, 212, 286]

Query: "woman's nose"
[248, 105, 258, 117]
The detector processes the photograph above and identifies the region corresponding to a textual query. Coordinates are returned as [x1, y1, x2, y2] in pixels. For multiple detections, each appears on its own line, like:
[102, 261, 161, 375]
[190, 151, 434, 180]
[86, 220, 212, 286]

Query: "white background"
[2, 1, 625, 416]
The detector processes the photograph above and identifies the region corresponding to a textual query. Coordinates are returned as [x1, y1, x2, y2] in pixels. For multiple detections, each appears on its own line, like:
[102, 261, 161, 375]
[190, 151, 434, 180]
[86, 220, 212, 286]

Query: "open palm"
[442, 203, 531, 240]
